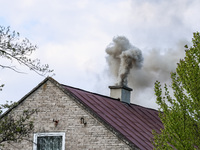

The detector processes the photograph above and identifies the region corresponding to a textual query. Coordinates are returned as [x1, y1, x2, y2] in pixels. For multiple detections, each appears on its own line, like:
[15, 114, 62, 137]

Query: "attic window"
[33, 132, 65, 150]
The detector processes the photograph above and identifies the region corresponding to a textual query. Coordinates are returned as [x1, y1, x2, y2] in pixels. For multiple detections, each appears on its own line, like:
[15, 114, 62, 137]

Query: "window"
[33, 132, 65, 150]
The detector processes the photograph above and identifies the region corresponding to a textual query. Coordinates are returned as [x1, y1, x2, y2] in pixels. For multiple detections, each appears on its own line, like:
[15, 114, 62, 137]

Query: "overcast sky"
[1, 0, 200, 109]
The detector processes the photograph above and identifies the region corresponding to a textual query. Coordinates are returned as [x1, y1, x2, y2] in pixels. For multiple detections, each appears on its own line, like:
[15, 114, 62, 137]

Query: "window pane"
[37, 136, 62, 150]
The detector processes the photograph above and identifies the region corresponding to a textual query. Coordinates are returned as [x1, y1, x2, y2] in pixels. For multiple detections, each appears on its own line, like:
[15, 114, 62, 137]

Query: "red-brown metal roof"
[62, 85, 163, 150]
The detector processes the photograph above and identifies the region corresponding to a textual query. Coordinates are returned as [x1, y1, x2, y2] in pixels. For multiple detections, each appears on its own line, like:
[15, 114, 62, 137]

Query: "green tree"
[153, 32, 200, 149]
[0, 26, 53, 147]
[0, 102, 36, 147]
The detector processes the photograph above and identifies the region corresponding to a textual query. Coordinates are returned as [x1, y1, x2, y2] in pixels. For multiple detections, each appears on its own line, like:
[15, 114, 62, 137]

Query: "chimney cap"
[109, 85, 132, 91]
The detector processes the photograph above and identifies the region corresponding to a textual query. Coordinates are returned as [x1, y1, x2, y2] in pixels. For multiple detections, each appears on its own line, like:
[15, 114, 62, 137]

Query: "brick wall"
[2, 80, 137, 150]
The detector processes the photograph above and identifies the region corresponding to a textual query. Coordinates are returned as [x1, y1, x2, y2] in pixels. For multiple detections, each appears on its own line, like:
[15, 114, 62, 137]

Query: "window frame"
[33, 132, 65, 150]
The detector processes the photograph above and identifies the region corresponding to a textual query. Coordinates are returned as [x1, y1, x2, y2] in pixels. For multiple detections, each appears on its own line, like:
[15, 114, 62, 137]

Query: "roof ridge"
[130, 102, 159, 112]
[61, 82, 162, 149]
[0, 77, 162, 149]
[1, 77, 51, 118]
[61, 84, 159, 112]
[60, 84, 120, 101]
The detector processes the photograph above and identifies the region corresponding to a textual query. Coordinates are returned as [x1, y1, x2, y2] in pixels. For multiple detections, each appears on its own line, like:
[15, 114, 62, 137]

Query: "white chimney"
[109, 86, 132, 104]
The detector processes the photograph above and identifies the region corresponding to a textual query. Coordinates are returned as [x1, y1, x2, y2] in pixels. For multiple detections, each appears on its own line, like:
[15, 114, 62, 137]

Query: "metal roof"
[62, 85, 163, 150]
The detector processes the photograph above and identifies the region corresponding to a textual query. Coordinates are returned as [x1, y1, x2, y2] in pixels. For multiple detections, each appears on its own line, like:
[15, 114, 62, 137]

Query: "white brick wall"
[2, 80, 138, 150]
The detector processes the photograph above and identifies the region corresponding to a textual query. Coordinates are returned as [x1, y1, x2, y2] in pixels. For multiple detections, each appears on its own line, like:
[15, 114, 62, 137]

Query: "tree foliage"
[0, 26, 53, 75]
[0, 26, 53, 147]
[153, 32, 200, 149]
[0, 103, 36, 147]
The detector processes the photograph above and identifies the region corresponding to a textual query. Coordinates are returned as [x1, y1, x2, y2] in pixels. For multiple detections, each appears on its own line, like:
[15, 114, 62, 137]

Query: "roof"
[61, 84, 163, 150]
[1, 77, 163, 150]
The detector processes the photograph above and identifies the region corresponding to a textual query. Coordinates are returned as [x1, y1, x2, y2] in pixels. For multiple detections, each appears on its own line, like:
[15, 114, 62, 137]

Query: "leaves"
[0, 101, 36, 147]
[0, 25, 53, 147]
[153, 32, 200, 150]
[0, 84, 4, 91]
[0, 26, 53, 76]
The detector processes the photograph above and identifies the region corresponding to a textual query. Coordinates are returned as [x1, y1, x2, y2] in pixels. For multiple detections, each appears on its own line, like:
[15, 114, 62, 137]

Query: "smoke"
[105, 36, 143, 86]
[105, 36, 187, 109]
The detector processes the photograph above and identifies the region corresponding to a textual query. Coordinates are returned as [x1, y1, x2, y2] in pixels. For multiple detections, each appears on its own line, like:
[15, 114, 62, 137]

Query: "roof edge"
[60, 86, 140, 149]
[0, 77, 56, 118]
[60, 84, 122, 102]
[0, 77, 138, 148]
[0, 77, 155, 149]
[62, 84, 159, 112]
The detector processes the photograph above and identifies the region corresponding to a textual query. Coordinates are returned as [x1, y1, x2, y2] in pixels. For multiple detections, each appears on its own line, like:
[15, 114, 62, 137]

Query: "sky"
[0, 0, 200, 109]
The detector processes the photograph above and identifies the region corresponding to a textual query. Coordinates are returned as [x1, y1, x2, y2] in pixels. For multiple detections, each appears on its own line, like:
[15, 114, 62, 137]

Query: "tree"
[0, 26, 53, 147]
[153, 32, 200, 149]
[0, 103, 36, 147]
[0, 26, 53, 75]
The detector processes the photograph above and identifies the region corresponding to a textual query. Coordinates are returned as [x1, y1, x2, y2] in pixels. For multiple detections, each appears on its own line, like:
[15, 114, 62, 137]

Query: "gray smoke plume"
[106, 36, 143, 86]
[105, 36, 187, 109]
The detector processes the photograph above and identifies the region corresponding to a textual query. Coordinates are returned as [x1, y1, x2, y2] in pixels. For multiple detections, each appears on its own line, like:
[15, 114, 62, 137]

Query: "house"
[2, 77, 163, 150]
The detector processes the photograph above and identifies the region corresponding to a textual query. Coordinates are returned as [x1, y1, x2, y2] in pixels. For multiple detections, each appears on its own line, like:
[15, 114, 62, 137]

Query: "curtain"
[37, 136, 62, 150]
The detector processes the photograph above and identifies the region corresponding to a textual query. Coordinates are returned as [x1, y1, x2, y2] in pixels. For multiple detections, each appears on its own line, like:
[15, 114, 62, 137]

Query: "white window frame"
[33, 132, 65, 150]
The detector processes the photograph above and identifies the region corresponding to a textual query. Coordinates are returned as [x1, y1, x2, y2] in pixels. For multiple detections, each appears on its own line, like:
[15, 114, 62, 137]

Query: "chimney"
[109, 85, 132, 104]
